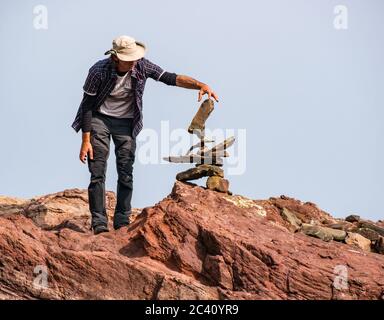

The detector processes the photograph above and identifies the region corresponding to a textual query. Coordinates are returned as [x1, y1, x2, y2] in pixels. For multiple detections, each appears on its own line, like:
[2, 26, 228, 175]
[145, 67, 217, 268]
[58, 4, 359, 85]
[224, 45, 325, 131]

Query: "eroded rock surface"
[0, 182, 383, 300]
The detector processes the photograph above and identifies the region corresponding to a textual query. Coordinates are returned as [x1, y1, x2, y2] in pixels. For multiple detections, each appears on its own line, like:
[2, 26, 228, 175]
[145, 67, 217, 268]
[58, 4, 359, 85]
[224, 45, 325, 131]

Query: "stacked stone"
[163, 99, 234, 195]
[176, 164, 231, 194]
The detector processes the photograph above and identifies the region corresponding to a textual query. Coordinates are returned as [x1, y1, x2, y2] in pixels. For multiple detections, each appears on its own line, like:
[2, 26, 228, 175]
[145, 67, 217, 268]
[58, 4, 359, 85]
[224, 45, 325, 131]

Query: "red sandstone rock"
[0, 182, 383, 300]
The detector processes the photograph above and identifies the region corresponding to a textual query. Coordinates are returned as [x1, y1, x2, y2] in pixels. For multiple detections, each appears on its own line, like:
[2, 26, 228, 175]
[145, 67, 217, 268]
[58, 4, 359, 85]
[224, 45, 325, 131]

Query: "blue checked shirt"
[71, 57, 177, 138]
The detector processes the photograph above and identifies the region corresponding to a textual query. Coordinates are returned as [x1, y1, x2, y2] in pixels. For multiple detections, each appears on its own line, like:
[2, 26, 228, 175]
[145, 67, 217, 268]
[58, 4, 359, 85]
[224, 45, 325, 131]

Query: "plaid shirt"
[71, 57, 176, 138]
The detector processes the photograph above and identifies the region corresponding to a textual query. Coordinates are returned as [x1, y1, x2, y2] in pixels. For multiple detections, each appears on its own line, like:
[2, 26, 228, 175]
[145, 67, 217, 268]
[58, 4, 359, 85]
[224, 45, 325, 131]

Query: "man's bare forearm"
[82, 132, 90, 142]
[175, 74, 219, 102]
[175, 75, 205, 89]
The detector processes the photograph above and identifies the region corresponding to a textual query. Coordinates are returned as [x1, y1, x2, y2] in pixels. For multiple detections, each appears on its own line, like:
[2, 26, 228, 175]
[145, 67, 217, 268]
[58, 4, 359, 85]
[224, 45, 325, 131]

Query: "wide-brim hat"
[104, 35, 146, 61]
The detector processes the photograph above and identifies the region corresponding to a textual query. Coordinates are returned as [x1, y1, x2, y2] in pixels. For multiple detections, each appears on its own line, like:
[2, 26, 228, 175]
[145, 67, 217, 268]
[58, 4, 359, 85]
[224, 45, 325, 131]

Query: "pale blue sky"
[0, 0, 383, 221]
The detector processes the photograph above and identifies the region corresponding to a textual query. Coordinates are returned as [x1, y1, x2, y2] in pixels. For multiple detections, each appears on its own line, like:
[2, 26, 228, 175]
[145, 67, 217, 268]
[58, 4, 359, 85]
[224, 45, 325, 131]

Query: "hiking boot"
[114, 223, 129, 231]
[93, 225, 109, 235]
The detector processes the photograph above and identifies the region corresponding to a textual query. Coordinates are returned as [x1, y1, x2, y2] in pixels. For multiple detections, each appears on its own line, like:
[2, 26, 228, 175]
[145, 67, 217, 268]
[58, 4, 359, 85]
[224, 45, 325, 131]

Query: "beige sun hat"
[104, 35, 146, 61]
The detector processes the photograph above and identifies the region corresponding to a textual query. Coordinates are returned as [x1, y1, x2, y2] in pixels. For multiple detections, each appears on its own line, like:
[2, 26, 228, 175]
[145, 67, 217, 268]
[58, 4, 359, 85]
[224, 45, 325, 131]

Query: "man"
[71, 35, 219, 235]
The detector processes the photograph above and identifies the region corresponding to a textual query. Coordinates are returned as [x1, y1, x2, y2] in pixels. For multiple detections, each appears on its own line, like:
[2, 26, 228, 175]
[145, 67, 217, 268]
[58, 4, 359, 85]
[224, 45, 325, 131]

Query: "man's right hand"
[79, 134, 93, 163]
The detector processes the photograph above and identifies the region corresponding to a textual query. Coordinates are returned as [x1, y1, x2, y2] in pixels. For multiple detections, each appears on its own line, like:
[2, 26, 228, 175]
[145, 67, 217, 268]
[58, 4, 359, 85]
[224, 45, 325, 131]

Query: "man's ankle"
[93, 224, 109, 235]
[114, 222, 129, 230]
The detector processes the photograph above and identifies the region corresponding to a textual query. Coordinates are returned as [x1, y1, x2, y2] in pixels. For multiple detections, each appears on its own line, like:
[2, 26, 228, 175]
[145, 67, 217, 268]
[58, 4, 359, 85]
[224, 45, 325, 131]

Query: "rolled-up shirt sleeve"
[83, 66, 101, 95]
[143, 58, 177, 86]
[81, 93, 97, 132]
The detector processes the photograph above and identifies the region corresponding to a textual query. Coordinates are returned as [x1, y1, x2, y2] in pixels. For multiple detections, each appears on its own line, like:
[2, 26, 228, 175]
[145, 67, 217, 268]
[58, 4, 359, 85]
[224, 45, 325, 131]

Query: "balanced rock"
[188, 99, 214, 135]
[206, 176, 229, 193]
[345, 232, 372, 252]
[176, 164, 224, 181]
[164, 155, 224, 166]
[301, 224, 347, 242]
[165, 99, 235, 194]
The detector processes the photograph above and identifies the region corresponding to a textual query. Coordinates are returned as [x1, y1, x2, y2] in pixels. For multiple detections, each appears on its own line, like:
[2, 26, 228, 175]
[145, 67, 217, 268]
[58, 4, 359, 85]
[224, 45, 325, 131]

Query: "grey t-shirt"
[98, 70, 135, 118]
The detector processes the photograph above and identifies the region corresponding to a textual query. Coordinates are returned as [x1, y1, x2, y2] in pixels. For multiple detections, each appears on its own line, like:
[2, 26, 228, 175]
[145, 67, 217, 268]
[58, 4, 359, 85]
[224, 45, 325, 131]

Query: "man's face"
[111, 55, 136, 72]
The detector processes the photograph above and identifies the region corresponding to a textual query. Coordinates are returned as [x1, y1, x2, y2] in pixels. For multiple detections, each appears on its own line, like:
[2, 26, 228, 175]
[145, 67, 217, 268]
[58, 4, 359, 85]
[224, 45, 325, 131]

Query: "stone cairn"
[163, 99, 235, 194]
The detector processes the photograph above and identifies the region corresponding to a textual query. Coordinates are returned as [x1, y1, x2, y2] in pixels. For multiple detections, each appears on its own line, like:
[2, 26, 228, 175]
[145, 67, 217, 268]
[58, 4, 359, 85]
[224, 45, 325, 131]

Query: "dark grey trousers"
[87, 111, 136, 230]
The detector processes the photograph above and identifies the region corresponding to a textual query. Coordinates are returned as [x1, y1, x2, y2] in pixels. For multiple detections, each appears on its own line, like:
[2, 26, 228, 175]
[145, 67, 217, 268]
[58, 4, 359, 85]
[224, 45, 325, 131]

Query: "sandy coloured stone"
[345, 232, 372, 252]
[280, 207, 302, 232]
[206, 176, 229, 193]
[301, 224, 347, 242]
[188, 99, 214, 135]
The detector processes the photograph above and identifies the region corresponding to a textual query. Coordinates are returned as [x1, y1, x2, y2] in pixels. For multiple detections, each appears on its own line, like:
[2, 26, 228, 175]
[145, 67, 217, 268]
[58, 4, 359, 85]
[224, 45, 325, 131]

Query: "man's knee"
[116, 152, 134, 187]
[118, 172, 133, 188]
[90, 174, 106, 184]
[116, 146, 135, 168]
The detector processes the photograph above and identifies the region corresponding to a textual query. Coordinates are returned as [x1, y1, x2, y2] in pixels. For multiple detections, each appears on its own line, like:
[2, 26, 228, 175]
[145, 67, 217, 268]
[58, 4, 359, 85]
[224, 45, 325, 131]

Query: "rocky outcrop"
[0, 182, 383, 300]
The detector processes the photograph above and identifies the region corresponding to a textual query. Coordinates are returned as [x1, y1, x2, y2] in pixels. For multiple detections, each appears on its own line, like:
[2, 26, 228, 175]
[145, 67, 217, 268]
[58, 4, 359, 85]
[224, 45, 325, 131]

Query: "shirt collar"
[110, 57, 139, 79]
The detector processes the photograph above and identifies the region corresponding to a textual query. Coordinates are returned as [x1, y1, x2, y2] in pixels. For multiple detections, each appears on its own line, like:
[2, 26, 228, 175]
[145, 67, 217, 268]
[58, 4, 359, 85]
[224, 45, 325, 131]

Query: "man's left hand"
[198, 84, 219, 103]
